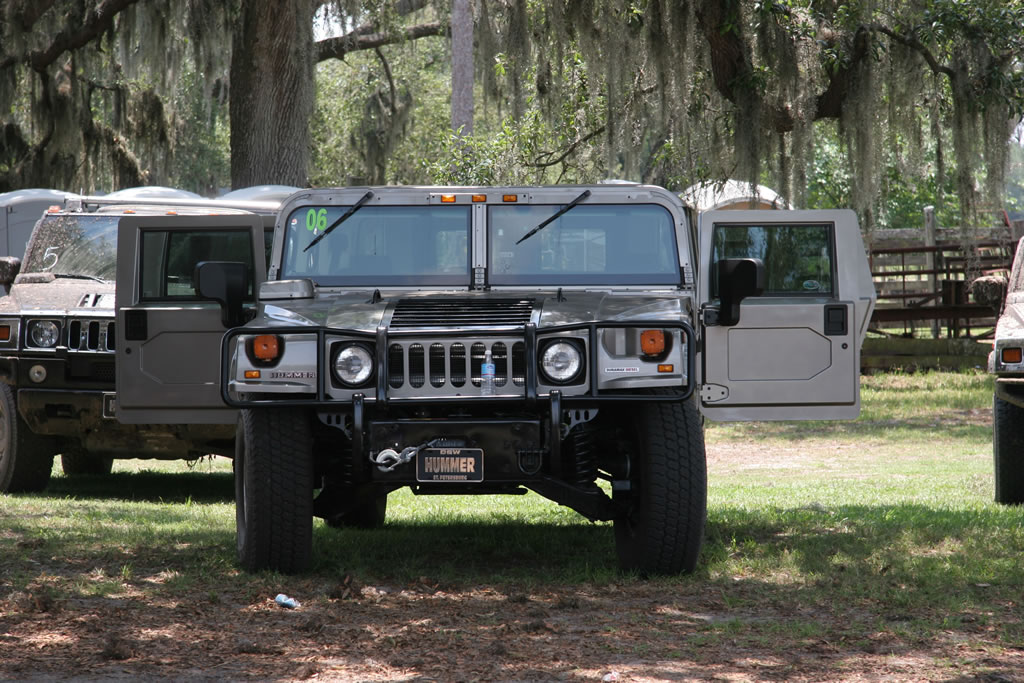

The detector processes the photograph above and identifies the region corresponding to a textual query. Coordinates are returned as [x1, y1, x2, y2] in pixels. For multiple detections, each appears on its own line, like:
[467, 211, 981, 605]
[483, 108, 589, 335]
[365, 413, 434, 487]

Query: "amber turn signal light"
[0, 326, 9, 342]
[640, 330, 665, 356]
[1002, 347, 1023, 364]
[253, 334, 280, 361]
[244, 370, 261, 379]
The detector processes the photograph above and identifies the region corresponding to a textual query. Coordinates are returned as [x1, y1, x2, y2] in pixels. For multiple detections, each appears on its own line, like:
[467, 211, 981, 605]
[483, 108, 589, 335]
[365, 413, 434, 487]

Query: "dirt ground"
[2, 439, 1022, 682]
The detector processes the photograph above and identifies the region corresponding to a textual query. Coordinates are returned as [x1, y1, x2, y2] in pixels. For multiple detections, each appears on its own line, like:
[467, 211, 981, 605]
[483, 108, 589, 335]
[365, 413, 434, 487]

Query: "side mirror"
[0, 256, 22, 293]
[195, 261, 249, 328]
[716, 258, 765, 326]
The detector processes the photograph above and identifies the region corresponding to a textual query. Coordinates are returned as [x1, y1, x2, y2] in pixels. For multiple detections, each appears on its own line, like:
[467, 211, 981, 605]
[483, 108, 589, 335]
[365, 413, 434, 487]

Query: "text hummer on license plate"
[112, 183, 876, 576]
[416, 447, 484, 483]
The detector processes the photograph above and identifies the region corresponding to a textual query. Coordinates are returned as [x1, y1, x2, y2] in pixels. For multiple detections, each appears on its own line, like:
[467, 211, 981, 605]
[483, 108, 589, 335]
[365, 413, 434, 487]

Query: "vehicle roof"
[103, 186, 202, 200]
[220, 185, 301, 202]
[71, 195, 283, 215]
[0, 188, 80, 206]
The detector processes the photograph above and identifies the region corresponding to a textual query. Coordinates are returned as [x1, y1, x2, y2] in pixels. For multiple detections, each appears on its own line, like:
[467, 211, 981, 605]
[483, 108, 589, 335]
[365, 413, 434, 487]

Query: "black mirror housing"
[195, 261, 249, 328]
[716, 258, 765, 326]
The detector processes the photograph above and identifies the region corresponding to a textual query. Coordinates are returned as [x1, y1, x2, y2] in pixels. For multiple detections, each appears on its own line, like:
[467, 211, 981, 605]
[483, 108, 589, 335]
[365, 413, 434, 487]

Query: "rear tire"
[235, 408, 314, 573]
[614, 395, 706, 575]
[60, 452, 115, 476]
[0, 384, 54, 493]
[994, 395, 1024, 505]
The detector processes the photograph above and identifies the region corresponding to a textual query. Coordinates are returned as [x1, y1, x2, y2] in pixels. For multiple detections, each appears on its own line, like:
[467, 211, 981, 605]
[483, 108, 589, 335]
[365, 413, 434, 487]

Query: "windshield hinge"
[700, 384, 729, 403]
[473, 266, 486, 290]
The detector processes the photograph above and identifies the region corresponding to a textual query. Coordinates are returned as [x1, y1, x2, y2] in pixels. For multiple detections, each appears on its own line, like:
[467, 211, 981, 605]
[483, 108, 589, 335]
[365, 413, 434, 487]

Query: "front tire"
[994, 395, 1024, 505]
[614, 395, 707, 575]
[235, 408, 314, 573]
[0, 384, 54, 493]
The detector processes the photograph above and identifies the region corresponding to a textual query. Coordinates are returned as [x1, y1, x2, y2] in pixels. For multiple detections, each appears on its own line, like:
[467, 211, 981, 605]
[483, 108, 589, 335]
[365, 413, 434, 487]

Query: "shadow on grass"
[42, 470, 235, 503]
[313, 518, 617, 583]
[704, 503, 1024, 606]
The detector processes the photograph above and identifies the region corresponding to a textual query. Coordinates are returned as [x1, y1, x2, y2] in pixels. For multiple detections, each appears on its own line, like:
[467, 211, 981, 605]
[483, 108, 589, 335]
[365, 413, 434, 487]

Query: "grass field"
[1, 371, 1022, 681]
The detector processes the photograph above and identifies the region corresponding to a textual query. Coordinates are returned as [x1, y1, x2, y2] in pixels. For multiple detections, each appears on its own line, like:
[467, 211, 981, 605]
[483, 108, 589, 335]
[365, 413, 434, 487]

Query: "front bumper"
[220, 318, 696, 407]
[995, 376, 1024, 410]
[17, 388, 235, 458]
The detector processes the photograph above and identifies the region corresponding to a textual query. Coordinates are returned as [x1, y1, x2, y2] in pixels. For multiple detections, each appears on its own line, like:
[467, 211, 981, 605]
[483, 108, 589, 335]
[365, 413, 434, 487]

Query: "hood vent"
[390, 298, 535, 329]
[77, 293, 107, 308]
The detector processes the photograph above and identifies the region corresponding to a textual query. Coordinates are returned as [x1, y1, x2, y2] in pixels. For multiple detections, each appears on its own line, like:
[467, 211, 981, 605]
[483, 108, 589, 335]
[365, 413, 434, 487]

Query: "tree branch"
[317, 21, 446, 63]
[529, 126, 606, 168]
[870, 23, 955, 78]
[374, 47, 397, 116]
[9, 0, 60, 33]
[26, 0, 142, 73]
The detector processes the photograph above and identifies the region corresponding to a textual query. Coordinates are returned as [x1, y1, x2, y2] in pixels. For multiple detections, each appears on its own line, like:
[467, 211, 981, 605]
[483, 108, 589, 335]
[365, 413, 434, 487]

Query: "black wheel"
[0, 384, 54, 493]
[325, 493, 387, 529]
[614, 395, 707, 575]
[60, 451, 115, 476]
[235, 408, 314, 573]
[994, 395, 1024, 505]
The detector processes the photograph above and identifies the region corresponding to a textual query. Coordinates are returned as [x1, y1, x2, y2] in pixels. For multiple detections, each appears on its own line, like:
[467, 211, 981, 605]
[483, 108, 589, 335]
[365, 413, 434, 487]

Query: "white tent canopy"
[680, 180, 791, 212]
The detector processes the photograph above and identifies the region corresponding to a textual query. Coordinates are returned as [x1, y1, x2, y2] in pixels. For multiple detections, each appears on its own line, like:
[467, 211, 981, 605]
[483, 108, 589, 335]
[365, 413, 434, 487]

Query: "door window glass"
[140, 229, 256, 300]
[711, 223, 834, 296]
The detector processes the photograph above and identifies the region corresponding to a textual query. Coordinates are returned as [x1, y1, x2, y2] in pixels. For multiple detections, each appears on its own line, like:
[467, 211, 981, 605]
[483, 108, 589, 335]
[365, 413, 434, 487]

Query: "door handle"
[824, 304, 847, 336]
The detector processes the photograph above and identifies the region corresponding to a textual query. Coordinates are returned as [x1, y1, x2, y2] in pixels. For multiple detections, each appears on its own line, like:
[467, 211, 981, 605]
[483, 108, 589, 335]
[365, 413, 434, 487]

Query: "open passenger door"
[698, 209, 875, 421]
[115, 215, 267, 424]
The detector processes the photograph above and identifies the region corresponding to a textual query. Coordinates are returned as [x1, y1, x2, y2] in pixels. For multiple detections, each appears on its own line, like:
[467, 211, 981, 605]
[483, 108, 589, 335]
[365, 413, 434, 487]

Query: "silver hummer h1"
[0, 191, 281, 492]
[113, 184, 875, 574]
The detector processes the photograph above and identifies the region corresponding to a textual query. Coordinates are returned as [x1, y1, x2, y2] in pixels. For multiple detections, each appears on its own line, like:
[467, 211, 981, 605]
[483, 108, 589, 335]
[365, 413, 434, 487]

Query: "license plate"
[416, 447, 484, 483]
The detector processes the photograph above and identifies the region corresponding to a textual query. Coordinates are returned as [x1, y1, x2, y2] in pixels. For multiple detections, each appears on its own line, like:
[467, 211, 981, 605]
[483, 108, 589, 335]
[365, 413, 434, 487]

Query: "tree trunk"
[450, 0, 473, 136]
[229, 0, 315, 189]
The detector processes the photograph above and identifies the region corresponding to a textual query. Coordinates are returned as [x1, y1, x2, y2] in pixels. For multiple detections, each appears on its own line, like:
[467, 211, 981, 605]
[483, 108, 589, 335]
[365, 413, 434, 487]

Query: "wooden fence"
[868, 207, 1023, 339]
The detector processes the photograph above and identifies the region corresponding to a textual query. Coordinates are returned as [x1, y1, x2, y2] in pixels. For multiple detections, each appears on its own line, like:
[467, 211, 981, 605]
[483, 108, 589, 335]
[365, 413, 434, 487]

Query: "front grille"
[386, 339, 526, 397]
[390, 298, 534, 329]
[68, 319, 115, 352]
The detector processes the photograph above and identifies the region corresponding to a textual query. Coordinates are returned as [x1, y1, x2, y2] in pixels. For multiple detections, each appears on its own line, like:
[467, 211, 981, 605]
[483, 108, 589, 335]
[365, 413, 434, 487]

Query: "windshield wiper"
[515, 189, 591, 245]
[53, 273, 107, 282]
[303, 190, 375, 253]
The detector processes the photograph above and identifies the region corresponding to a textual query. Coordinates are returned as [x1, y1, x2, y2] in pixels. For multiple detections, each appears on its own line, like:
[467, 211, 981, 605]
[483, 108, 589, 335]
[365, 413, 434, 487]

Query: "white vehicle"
[112, 184, 876, 574]
[990, 235, 1024, 504]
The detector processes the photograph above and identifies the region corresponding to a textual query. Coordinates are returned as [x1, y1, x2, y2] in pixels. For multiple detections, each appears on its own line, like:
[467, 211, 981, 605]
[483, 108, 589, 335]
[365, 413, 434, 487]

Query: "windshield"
[22, 214, 118, 280]
[488, 204, 680, 285]
[282, 205, 471, 286]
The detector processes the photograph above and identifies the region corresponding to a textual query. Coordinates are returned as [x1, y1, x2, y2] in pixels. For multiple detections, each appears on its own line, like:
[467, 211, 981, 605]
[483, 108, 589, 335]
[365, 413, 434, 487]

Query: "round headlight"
[540, 341, 582, 384]
[334, 344, 373, 386]
[29, 320, 60, 348]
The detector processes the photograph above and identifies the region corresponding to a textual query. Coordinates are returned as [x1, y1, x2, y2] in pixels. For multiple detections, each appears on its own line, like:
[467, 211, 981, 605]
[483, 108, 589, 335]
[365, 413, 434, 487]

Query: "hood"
[253, 289, 690, 332]
[0, 278, 114, 316]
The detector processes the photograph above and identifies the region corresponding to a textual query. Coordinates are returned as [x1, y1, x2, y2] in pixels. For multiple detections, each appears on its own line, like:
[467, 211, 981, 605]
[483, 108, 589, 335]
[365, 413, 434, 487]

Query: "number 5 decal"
[42, 246, 59, 270]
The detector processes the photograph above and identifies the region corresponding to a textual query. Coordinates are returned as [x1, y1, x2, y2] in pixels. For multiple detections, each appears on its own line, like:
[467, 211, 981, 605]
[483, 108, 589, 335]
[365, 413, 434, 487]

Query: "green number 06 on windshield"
[306, 208, 328, 232]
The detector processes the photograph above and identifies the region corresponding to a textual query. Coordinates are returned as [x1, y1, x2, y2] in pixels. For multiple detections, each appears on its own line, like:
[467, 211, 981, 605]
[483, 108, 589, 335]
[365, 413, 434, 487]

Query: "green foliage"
[427, 115, 545, 185]
[169, 70, 231, 195]
[310, 36, 452, 186]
